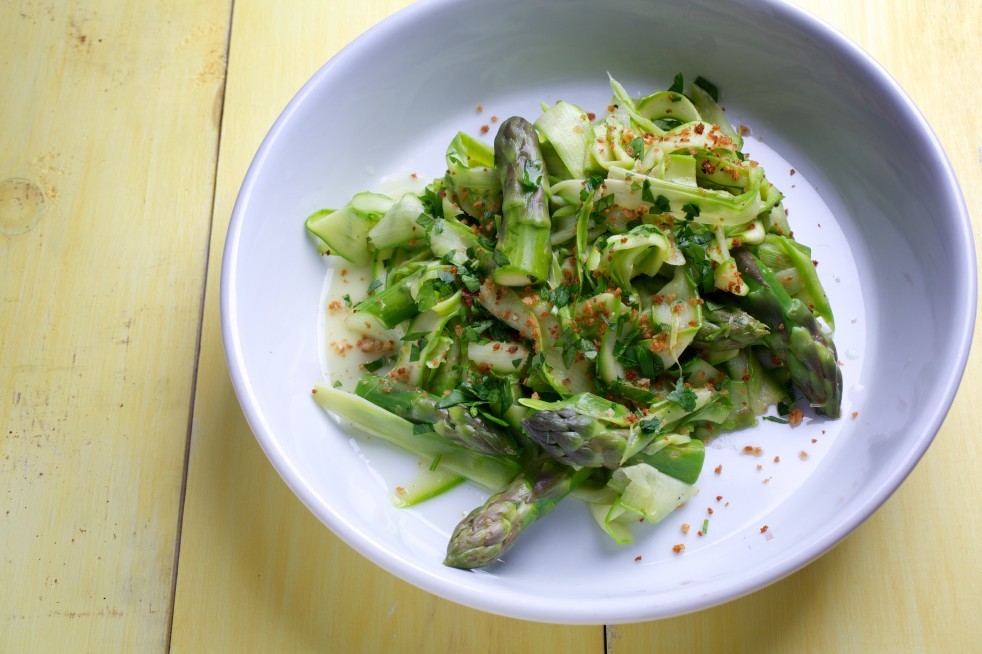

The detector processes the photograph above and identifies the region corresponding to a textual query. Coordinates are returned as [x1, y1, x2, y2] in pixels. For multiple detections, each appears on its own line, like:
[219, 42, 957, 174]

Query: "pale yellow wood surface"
[0, 0, 231, 651]
[4, 0, 980, 651]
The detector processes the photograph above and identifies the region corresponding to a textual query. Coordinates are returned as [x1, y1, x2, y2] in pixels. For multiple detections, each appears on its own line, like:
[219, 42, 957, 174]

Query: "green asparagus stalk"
[522, 408, 630, 470]
[354, 374, 519, 456]
[444, 458, 590, 569]
[312, 383, 520, 490]
[521, 389, 718, 470]
[732, 248, 842, 417]
[492, 116, 552, 286]
[693, 304, 770, 351]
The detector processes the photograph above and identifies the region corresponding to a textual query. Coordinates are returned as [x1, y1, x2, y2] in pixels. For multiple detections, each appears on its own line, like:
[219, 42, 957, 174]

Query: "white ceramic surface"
[221, 0, 975, 624]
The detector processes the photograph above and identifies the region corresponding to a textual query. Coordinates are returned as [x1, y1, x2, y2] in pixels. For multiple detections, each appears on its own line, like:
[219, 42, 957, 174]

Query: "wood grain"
[0, 0, 231, 650]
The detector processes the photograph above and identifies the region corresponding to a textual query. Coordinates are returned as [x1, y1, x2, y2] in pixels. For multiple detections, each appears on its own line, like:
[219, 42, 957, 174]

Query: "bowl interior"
[222, 0, 974, 623]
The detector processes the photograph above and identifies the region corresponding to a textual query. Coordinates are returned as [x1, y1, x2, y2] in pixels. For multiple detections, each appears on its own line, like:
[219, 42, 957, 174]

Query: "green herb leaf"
[408, 336, 428, 362]
[763, 415, 789, 424]
[420, 187, 444, 218]
[443, 249, 468, 267]
[667, 377, 697, 412]
[459, 269, 481, 292]
[682, 202, 701, 221]
[366, 279, 382, 295]
[674, 222, 713, 248]
[415, 284, 438, 312]
[476, 234, 497, 253]
[668, 72, 684, 94]
[544, 284, 574, 308]
[341, 293, 353, 307]
[653, 117, 684, 131]
[461, 320, 490, 342]
[580, 174, 604, 202]
[416, 212, 435, 230]
[594, 194, 615, 213]
[614, 345, 637, 370]
[684, 245, 714, 295]
[694, 76, 719, 102]
[462, 318, 515, 343]
[777, 385, 796, 416]
[561, 339, 576, 368]
[675, 224, 714, 293]
[435, 389, 469, 409]
[642, 181, 671, 214]
[639, 179, 653, 203]
[649, 320, 670, 334]
[635, 346, 662, 379]
[628, 136, 644, 160]
[520, 159, 542, 190]
[363, 356, 387, 373]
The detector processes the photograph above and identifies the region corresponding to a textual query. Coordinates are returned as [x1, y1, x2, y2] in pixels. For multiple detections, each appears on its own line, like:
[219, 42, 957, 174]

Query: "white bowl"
[221, 0, 975, 624]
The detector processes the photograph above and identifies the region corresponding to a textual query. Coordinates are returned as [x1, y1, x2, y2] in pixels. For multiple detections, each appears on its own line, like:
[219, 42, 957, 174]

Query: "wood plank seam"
[163, 3, 237, 651]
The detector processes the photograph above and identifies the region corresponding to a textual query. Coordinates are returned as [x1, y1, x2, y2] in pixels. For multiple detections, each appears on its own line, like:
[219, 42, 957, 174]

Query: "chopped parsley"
[682, 202, 701, 221]
[668, 72, 684, 94]
[694, 76, 719, 102]
[667, 377, 698, 412]
[420, 187, 444, 218]
[580, 174, 604, 202]
[520, 159, 542, 190]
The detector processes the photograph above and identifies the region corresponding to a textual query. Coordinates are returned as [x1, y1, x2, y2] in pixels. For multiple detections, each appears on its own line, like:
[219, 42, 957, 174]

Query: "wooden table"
[2, 1, 979, 650]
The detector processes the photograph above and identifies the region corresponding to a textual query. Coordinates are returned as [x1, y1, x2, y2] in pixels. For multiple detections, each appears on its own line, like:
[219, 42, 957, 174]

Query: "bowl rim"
[220, 0, 977, 623]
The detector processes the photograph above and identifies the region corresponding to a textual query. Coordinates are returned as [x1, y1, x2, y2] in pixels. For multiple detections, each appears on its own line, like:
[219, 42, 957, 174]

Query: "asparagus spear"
[444, 458, 590, 569]
[522, 406, 706, 483]
[693, 304, 770, 351]
[522, 408, 629, 469]
[492, 117, 552, 286]
[521, 390, 718, 471]
[732, 248, 842, 417]
[354, 374, 519, 457]
[312, 383, 520, 491]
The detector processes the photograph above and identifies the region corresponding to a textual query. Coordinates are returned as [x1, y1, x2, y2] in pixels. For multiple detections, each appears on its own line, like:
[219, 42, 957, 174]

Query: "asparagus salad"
[305, 75, 842, 570]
